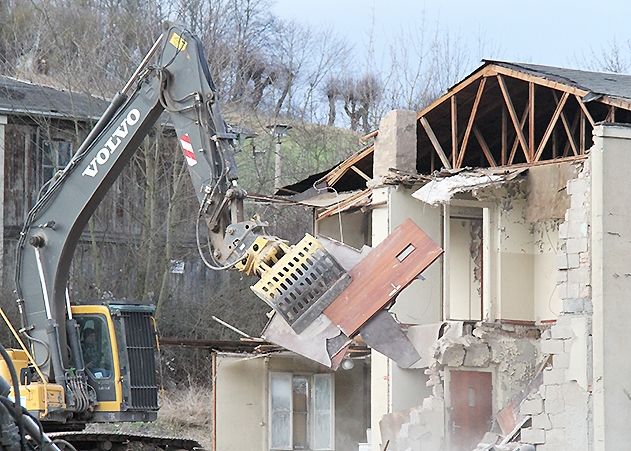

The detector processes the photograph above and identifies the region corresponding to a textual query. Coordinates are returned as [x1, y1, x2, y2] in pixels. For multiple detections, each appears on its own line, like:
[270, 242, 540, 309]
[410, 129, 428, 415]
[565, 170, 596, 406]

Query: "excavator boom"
[3, 23, 442, 434]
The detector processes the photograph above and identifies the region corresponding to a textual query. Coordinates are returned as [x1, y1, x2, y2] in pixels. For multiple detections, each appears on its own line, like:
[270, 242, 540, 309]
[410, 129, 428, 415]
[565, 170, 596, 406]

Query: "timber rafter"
[416, 61, 631, 172]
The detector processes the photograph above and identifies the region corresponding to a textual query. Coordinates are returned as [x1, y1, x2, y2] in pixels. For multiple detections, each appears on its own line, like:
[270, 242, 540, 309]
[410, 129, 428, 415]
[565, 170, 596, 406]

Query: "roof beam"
[562, 113, 580, 157]
[553, 91, 578, 156]
[508, 102, 530, 165]
[350, 165, 371, 181]
[491, 65, 588, 97]
[420, 116, 452, 169]
[497, 74, 531, 163]
[580, 109, 586, 154]
[574, 95, 595, 126]
[501, 106, 507, 165]
[451, 95, 458, 167]
[458, 78, 486, 168]
[473, 126, 497, 167]
[529, 82, 535, 161]
[534, 91, 569, 162]
[326, 145, 374, 186]
[416, 67, 493, 120]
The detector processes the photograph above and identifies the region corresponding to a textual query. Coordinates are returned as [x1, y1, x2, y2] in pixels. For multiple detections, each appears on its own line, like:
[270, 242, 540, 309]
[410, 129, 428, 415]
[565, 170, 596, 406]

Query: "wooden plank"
[508, 102, 530, 165]
[574, 95, 595, 126]
[497, 74, 531, 163]
[552, 128, 558, 159]
[451, 95, 458, 167]
[458, 78, 487, 168]
[493, 65, 588, 97]
[350, 165, 371, 181]
[562, 113, 580, 157]
[317, 188, 372, 220]
[534, 91, 569, 162]
[416, 68, 492, 120]
[324, 218, 443, 336]
[420, 116, 452, 169]
[529, 82, 535, 161]
[561, 106, 578, 155]
[325, 145, 374, 186]
[501, 106, 507, 165]
[580, 110, 586, 154]
[360, 129, 378, 142]
[473, 126, 497, 167]
[599, 95, 631, 113]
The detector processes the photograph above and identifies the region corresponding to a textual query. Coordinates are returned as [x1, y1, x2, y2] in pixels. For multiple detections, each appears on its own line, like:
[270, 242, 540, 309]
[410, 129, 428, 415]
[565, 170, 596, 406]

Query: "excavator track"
[48, 431, 203, 451]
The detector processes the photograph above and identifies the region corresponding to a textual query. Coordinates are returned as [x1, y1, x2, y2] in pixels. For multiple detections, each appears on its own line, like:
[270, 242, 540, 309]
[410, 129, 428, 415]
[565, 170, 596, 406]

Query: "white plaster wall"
[533, 221, 561, 321]
[591, 124, 631, 451]
[370, 187, 391, 451]
[497, 199, 535, 321]
[388, 186, 443, 324]
[371, 186, 443, 450]
[215, 354, 268, 451]
[316, 209, 370, 250]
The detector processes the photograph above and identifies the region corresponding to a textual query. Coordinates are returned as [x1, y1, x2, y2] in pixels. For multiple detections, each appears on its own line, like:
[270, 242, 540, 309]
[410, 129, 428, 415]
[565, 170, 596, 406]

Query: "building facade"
[284, 61, 631, 451]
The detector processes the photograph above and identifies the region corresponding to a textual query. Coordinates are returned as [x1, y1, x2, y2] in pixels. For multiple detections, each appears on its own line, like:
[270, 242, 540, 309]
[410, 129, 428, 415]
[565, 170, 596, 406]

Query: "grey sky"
[271, 0, 631, 73]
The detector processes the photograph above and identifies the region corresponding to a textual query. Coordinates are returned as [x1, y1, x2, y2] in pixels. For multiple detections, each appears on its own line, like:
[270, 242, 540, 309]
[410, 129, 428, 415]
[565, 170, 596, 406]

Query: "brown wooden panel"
[449, 370, 493, 451]
[324, 218, 443, 336]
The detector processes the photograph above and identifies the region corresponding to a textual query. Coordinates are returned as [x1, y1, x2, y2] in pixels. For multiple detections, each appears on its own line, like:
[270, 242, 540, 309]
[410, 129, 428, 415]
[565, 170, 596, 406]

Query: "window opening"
[77, 315, 114, 380]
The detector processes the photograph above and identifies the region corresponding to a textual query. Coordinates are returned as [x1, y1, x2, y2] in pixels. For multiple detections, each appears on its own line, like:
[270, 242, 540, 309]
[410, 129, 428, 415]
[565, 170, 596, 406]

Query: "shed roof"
[0, 75, 109, 120]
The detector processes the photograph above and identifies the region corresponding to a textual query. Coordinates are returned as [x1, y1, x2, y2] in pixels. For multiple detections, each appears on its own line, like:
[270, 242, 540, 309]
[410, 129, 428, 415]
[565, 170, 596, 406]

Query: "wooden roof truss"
[415, 64, 624, 172]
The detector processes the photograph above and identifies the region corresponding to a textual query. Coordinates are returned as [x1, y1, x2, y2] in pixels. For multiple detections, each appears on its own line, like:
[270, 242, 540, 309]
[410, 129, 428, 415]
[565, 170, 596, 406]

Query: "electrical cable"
[0, 343, 26, 451]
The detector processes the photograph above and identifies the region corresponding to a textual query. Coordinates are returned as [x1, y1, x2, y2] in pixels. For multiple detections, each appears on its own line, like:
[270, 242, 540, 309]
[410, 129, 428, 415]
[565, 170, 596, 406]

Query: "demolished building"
[280, 60, 631, 451]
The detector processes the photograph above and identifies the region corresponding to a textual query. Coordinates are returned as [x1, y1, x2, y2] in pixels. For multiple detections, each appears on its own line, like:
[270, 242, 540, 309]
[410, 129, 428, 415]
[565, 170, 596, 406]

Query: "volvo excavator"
[0, 23, 442, 451]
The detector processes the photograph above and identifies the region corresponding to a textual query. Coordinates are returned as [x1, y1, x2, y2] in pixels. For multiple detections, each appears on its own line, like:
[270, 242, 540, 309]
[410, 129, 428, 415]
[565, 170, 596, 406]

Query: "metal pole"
[274, 139, 282, 191]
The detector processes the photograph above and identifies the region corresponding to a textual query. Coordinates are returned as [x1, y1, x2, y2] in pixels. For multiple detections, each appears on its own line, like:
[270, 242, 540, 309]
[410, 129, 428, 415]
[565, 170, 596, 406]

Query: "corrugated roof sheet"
[0, 75, 109, 120]
[486, 60, 631, 101]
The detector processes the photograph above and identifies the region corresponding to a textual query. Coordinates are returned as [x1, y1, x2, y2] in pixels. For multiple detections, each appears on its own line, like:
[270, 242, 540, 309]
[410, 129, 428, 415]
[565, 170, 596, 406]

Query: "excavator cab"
[0, 304, 158, 424]
[71, 304, 158, 423]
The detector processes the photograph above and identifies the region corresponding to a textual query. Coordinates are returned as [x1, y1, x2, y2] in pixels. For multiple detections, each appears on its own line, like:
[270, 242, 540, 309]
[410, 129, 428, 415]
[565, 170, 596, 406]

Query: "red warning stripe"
[180, 134, 197, 166]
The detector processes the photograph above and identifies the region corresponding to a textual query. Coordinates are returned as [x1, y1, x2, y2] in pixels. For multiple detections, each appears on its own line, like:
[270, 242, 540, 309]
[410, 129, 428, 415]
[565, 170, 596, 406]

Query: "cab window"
[77, 315, 114, 380]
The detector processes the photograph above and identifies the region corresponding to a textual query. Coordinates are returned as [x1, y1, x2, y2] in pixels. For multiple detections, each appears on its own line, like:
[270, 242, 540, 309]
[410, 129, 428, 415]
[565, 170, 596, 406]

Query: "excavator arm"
[13, 24, 274, 383]
[12, 24, 440, 417]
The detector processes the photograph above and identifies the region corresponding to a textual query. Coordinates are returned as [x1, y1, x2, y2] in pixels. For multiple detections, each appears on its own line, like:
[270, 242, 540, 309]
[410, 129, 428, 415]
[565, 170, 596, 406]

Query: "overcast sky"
[271, 0, 631, 74]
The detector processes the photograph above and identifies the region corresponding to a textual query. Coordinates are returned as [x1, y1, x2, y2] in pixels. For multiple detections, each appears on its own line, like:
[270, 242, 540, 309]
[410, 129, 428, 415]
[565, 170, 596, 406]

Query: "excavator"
[0, 23, 442, 451]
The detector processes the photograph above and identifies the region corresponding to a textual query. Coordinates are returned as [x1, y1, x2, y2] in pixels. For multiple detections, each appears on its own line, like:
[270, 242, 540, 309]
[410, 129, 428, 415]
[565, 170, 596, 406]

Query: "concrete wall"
[591, 124, 631, 451]
[518, 160, 592, 450]
[370, 186, 442, 450]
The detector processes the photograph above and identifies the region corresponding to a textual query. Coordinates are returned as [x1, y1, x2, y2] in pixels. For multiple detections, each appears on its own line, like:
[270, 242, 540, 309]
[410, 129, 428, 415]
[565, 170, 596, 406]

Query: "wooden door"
[449, 370, 492, 451]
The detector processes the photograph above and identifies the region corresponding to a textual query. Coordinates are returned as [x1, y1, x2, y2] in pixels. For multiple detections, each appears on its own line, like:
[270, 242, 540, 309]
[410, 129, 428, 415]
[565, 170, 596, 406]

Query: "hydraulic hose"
[0, 343, 25, 451]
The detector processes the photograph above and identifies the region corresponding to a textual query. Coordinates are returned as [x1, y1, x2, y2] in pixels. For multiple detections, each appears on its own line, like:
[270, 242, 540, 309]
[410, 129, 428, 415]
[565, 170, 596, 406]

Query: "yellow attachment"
[9, 383, 65, 418]
[250, 234, 344, 325]
[235, 235, 291, 276]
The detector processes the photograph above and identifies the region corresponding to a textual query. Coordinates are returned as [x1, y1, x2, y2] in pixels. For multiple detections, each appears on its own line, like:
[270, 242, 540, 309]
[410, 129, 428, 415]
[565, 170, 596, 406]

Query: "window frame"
[76, 313, 115, 381]
[38, 135, 73, 186]
[268, 372, 335, 451]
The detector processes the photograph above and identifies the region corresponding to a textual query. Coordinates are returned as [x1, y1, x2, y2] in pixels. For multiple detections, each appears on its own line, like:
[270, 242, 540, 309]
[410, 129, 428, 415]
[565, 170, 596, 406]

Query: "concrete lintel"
[593, 122, 631, 140]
